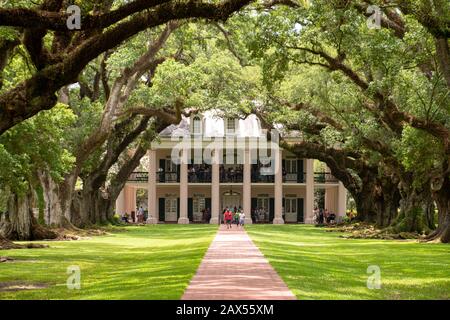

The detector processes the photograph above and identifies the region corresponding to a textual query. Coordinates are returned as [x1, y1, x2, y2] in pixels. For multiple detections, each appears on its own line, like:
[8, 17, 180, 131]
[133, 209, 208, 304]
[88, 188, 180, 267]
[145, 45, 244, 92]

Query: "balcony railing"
[220, 165, 243, 183]
[128, 172, 148, 182]
[283, 172, 306, 183]
[314, 172, 339, 183]
[252, 173, 275, 183]
[127, 171, 339, 184]
[158, 171, 179, 183]
[188, 165, 212, 183]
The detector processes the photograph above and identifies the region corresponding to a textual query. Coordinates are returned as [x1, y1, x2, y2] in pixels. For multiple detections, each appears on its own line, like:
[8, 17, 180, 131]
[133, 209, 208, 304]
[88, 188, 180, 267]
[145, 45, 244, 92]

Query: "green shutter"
[158, 198, 165, 222]
[251, 198, 257, 223]
[297, 159, 304, 183]
[297, 198, 304, 223]
[188, 198, 193, 221]
[269, 198, 275, 222]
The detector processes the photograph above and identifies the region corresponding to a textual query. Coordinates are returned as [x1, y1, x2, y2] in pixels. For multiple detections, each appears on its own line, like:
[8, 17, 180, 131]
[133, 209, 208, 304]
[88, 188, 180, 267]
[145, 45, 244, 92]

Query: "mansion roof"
[159, 110, 302, 139]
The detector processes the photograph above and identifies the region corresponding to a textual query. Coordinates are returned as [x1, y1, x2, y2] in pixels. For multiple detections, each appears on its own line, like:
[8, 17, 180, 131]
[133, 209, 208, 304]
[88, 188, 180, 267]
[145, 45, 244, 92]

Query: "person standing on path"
[239, 211, 246, 227]
[234, 210, 240, 226]
[224, 209, 233, 229]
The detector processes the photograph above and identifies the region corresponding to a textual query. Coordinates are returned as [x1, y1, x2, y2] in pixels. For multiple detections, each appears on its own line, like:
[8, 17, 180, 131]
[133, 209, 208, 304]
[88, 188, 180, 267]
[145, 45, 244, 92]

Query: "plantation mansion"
[116, 111, 347, 224]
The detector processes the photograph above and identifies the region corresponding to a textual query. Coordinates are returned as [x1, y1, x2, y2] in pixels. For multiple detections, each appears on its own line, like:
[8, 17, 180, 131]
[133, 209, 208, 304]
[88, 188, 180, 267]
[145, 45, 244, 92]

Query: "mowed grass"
[0, 225, 217, 300]
[246, 225, 450, 300]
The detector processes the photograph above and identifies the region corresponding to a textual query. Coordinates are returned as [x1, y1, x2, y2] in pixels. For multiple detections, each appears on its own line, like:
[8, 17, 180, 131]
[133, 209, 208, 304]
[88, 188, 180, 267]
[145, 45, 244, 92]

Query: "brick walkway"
[182, 225, 296, 300]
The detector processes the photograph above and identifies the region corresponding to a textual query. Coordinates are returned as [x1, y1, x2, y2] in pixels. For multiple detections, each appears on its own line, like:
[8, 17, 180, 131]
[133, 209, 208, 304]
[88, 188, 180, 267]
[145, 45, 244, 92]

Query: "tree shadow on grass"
[246, 225, 450, 300]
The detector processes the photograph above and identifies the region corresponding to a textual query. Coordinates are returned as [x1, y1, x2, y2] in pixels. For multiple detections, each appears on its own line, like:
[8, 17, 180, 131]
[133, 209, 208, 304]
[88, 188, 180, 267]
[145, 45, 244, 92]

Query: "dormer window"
[226, 118, 236, 134]
[192, 116, 202, 135]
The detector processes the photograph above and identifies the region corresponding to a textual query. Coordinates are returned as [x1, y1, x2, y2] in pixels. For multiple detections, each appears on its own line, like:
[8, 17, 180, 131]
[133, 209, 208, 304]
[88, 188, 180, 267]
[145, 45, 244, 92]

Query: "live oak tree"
[0, 0, 449, 243]
[0, 0, 254, 135]
[239, 0, 449, 241]
[0, 104, 75, 240]
[36, 22, 183, 229]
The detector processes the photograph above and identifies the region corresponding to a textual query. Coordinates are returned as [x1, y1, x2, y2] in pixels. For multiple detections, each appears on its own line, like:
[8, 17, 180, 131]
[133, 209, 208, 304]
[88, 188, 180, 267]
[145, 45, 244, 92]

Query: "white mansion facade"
[115, 111, 347, 224]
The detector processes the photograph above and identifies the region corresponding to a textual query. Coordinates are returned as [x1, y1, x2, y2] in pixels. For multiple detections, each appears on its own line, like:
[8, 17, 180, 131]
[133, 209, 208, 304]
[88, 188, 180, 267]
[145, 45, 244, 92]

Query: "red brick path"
[181, 225, 296, 300]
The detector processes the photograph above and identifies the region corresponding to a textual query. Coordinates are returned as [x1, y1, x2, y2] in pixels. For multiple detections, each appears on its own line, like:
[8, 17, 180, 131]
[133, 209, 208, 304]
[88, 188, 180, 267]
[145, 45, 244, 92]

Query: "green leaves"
[0, 104, 76, 195]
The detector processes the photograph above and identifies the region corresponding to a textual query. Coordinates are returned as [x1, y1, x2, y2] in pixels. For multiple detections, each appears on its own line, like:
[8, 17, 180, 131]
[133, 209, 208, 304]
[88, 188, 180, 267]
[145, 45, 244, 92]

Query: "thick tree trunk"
[390, 184, 430, 234]
[72, 186, 111, 227]
[426, 176, 450, 243]
[352, 173, 379, 223]
[353, 191, 378, 223]
[0, 191, 57, 241]
[424, 199, 436, 230]
[434, 35, 450, 89]
[37, 170, 76, 228]
[375, 178, 401, 227]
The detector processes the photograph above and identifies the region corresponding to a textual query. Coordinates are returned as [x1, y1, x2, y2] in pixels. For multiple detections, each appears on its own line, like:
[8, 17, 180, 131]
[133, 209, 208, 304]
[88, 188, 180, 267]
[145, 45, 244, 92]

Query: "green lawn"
[246, 225, 450, 300]
[0, 225, 217, 300]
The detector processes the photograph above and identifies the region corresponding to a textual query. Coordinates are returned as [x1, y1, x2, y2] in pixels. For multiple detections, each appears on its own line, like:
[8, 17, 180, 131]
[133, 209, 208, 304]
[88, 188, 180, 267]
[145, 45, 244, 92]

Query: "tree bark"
[0, 0, 253, 135]
[390, 180, 430, 234]
[426, 175, 450, 242]
[0, 190, 57, 241]
[37, 170, 77, 228]
[435, 37, 450, 88]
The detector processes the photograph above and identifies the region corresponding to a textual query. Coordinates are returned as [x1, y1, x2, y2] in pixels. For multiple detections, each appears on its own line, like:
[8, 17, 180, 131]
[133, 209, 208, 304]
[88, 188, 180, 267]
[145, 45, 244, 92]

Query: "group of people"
[223, 206, 246, 229]
[121, 206, 146, 223]
[251, 207, 268, 223]
[220, 166, 243, 182]
[313, 207, 336, 225]
[188, 164, 211, 182]
[201, 207, 211, 223]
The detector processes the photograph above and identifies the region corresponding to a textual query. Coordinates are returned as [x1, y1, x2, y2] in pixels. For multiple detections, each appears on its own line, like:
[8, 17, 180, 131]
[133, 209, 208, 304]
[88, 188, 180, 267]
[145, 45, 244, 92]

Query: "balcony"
[221, 165, 243, 183]
[127, 171, 337, 184]
[251, 163, 273, 183]
[283, 172, 306, 183]
[188, 164, 212, 183]
[158, 171, 179, 183]
[128, 172, 148, 182]
[314, 172, 339, 183]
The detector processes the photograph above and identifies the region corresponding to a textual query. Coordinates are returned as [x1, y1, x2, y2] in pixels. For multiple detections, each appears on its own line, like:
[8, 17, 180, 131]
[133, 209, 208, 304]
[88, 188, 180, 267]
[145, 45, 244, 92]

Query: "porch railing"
[128, 172, 148, 182]
[220, 165, 243, 183]
[314, 172, 339, 183]
[158, 171, 178, 183]
[283, 172, 306, 183]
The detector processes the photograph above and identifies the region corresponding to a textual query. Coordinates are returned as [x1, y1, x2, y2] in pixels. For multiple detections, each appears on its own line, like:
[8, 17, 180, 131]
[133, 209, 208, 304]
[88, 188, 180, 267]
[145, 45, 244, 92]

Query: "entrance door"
[222, 194, 241, 211]
[284, 197, 297, 222]
[165, 198, 177, 222]
[193, 197, 205, 222]
[257, 197, 269, 222]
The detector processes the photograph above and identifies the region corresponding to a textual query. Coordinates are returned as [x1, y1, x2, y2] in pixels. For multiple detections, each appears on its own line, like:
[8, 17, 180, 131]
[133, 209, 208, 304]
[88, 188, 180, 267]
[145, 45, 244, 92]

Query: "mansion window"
[192, 116, 202, 135]
[226, 118, 236, 134]
[285, 159, 297, 174]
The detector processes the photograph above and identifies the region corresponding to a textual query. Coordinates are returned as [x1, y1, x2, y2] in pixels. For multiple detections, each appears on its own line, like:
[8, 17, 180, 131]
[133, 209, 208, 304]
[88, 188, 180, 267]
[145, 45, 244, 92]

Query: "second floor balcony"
[128, 172, 148, 182]
[158, 171, 179, 183]
[127, 167, 339, 185]
[220, 165, 243, 183]
[283, 172, 306, 183]
[188, 164, 212, 183]
[314, 172, 339, 183]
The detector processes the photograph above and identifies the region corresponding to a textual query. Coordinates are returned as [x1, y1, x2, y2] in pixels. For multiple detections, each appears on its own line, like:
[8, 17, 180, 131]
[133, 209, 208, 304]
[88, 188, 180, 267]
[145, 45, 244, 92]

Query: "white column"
[210, 148, 220, 224]
[305, 159, 315, 224]
[273, 147, 284, 224]
[147, 149, 158, 224]
[243, 147, 252, 224]
[178, 148, 189, 224]
[338, 182, 347, 218]
[116, 188, 126, 216]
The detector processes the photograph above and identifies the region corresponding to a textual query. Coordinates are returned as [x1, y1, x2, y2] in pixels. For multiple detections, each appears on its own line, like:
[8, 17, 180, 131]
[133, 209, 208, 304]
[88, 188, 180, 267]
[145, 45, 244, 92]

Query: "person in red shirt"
[224, 208, 233, 229]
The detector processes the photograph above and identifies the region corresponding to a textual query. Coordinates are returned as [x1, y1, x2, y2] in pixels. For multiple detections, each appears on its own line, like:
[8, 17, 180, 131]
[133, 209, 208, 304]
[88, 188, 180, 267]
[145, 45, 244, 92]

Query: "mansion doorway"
[222, 191, 241, 211]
